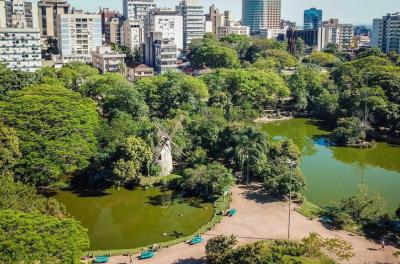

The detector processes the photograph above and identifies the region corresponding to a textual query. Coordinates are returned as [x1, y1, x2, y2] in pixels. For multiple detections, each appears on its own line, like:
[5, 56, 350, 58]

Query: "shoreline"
[254, 116, 293, 123]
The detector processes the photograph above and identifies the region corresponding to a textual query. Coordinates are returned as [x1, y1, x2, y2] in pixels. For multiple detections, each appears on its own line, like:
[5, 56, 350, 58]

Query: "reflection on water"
[55, 188, 214, 250]
[261, 118, 400, 210]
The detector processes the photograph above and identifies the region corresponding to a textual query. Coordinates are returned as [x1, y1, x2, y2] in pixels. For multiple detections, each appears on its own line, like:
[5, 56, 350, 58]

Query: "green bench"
[93, 255, 109, 263]
[190, 235, 203, 245]
[139, 250, 155, 260]
[227, 208, 237, 217]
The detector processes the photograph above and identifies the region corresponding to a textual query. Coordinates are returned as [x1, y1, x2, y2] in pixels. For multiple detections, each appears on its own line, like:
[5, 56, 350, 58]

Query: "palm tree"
[234, 127, 267, 185]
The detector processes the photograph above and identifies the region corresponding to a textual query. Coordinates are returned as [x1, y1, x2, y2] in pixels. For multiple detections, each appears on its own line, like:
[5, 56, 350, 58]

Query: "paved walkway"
[101, 185, 399, 264]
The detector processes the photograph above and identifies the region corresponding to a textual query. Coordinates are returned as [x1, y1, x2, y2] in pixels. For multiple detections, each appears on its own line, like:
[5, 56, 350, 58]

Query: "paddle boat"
[93, 255, 109, 263]
[139, 250, 155, 260]
[190, 234, 203, 245]
[227, 208, 237, 217]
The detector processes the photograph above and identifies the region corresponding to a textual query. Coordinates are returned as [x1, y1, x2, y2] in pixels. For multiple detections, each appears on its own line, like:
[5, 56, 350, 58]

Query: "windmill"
[151, 116, 185, 176]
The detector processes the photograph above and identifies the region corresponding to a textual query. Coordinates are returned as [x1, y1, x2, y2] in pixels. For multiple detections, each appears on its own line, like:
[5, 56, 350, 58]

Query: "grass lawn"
[287, 256, 335, 264]
[296, 199, 324, 220]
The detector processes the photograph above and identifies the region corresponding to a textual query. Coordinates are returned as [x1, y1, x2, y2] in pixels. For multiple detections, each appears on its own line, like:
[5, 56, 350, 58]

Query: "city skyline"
[64, 0, 400, 25]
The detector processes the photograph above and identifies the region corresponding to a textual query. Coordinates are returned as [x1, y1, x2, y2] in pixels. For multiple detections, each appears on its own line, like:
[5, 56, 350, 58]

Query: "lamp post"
[286, 159, 297, 240]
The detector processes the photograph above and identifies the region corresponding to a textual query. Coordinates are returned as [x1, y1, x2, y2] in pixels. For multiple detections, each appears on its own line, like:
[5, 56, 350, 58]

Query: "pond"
[260, 118, 400, 211]
[55, 188, 214, 250]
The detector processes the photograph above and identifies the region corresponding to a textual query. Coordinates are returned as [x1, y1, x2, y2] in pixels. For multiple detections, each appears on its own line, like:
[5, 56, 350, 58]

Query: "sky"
[65, 0, 400, 25]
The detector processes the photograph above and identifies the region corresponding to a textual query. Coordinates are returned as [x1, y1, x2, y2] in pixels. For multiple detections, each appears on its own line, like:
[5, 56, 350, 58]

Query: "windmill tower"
[151, 116, 184, 176]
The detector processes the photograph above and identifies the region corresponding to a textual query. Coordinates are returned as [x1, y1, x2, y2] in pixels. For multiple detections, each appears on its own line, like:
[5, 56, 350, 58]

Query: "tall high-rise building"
[122, 18, 143, 51]
[38, 0, 70, 39]
[377, 13, 400, 53]
[224, 10, 235, 25]
[123, 0, 156, 21]
[371, 18, 382, 48]
[176, 0, 204, 49]
[304, 8, 322, 30]
[0, 0, 38, 28]
[0, 0, 41, 72]
[204, 4, 224, 34]
[265, 0, 281, 29]
[57, 10, 102, 63]
[242, 0, 281, 34]
[144, 9, 183, 73]
[242, 0, 266, 34]
[318, 19, 354, 50]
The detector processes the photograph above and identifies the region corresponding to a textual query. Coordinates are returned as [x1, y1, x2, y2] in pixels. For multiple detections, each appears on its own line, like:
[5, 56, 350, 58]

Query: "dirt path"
[104, 185, 399, 264]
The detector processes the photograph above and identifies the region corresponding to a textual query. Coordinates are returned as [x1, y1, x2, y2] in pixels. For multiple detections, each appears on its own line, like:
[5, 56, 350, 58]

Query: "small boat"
[93, 255, 109, 263]
[190, 235, 203, 245]
[227, 208, 237, 217]
[139, 250, 155, 260]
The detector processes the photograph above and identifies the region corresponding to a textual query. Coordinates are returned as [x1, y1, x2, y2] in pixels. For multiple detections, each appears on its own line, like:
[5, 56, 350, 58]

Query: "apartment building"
[204, 4, 224, 34]
[318, 19, 354, 50]
[265, 0, 281, 29]
[123, 0, 156, 21]
[217, 22, 250, 40]
[91, 46, 126, 73]
[122, 18, 143, 51]
[38, 0, 70, 39]
[57, 11, 102, 63]
[0, 0, 41, 72]
[377, 13, 400, 53]
[100, 8, 123, 45]
[176, 0, 204, 49]
[144, 9, 182, 73]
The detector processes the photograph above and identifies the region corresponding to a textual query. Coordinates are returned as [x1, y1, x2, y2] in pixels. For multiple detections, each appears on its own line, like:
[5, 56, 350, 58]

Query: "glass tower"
[304, 8, 322, 30]
[242, 0, 266, 34]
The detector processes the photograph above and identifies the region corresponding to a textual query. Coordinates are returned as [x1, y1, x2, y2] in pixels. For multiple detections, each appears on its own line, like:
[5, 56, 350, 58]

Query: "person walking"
[381, 237, 385, 251]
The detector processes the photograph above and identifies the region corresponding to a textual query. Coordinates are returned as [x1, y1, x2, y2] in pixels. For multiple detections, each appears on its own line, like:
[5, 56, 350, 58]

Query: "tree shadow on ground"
[174, 257, 205, 264]
[240, 185, 281, 204]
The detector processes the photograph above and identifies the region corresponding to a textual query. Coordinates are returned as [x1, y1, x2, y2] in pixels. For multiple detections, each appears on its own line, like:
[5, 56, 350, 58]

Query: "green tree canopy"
[181, 162, 234, 198]
[0, 176, 66, 218]
[0, 83, 99, 186]
[332, 117, 365, 145]
[0, 122, 21, 177]
[202, 68, 290, 113]
[305, 51, 340, 67]
[0, 210, 89, 264]
[188, 37, 240, 69]
[136, 72, 208, 117]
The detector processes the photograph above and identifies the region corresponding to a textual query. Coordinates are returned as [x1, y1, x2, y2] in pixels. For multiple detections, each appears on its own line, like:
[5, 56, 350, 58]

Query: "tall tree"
[0, 83, 99, 186]
[0, 210, 89, 264]
[0, 122, 21, 177]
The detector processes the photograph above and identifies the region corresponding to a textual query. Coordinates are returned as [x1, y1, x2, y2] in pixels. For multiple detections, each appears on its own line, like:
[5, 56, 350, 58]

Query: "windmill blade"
[171, 141, 186, 157]
[169, 115, 184, 140]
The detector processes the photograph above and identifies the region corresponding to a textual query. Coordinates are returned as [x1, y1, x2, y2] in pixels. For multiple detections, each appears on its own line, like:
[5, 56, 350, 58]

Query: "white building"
[57, 11, 102, 63]
[144, 9, 182, 73]
[260, 28, 286, 39]
[91, 46, 126, 73]
[0, 0, 41, 72]
[217, 22, 250, 40]
[204, 20, 212, 33]
[123, 0, 156, 21]
[224, 10, 235, 25]
[176, 0, 204, 49]
[318, 19, 354, 50]
[122, 18, 143, 51]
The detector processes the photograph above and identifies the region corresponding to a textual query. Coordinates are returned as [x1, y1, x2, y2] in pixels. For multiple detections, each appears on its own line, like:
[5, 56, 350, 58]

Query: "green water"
[55, 188, 214, 250]
[261, 118, 400, 210]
